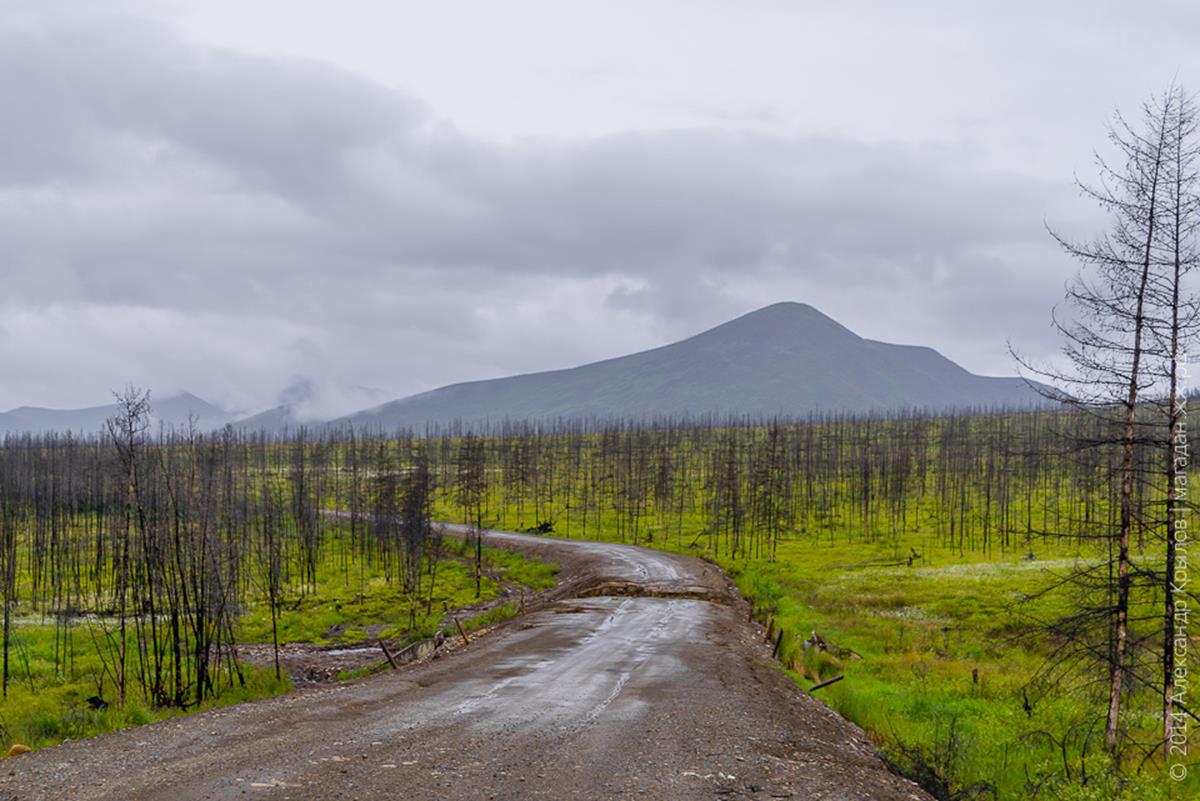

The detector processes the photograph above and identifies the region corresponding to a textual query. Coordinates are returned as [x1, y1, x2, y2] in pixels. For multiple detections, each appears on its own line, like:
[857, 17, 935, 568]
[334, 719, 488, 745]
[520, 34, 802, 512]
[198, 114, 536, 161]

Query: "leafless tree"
[106, 386, 152, 706]
[1020, 86, 1196, 755]
[1145, 86, 1200, 749]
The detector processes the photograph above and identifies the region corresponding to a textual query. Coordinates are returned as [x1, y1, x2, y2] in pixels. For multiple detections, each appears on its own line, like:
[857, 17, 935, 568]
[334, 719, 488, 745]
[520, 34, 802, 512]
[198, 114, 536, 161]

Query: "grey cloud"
[1, 10, 418, 190]
[0, 6, 1087, 410]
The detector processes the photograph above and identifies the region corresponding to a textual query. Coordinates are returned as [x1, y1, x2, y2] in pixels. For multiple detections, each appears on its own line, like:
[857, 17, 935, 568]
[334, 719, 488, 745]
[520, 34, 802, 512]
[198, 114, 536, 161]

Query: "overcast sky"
[2, 1, 1195, 416]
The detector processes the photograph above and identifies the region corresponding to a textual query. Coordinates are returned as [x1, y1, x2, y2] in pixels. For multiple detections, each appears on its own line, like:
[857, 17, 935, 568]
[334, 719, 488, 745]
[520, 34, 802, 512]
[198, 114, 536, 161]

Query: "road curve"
[1, 528, 927, 801]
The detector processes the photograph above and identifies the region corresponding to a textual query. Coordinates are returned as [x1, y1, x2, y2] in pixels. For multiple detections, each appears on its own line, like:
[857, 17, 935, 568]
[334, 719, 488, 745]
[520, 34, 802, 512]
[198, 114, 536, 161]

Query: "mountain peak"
[330, 303, 1043, 431]
[748, 300, 819, 315]
[729, 301, 830, 323]
[689, 302, 861, 347]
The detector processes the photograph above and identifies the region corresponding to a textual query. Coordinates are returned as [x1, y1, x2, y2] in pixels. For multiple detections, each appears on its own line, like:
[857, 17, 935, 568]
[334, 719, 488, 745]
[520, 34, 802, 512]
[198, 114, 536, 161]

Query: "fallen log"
[809, 675, 844, 692]
[378, 638, 398, 670]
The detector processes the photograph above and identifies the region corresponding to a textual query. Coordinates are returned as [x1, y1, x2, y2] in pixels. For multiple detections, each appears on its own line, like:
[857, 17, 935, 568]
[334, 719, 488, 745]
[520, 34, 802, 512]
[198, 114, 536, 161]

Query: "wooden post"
[378, 639, 398, 670]
[519, 592, 526, 615]
[771, 629, 784, 659]
[454, 617, 470, 647]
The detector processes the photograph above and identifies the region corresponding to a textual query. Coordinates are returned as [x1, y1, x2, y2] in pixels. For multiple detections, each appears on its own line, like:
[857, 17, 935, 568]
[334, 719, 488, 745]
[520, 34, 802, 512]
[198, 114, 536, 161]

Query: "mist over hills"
[230, 378, 390, 434]
[335, 302, 1046, 431]
[1, 303, 1047, 437]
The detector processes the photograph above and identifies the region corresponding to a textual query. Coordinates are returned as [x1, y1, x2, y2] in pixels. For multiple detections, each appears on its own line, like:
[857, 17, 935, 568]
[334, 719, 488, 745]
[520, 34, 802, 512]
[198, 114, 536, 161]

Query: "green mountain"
[334, 302, 1045, 431]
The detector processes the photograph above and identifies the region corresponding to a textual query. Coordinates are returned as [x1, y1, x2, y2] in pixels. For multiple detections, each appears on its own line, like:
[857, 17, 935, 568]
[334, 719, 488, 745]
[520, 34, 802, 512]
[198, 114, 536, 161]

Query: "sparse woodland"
[2, 86, 1200, 801]
[0, 388, 1197, 796]
[0, 392, 455, 729]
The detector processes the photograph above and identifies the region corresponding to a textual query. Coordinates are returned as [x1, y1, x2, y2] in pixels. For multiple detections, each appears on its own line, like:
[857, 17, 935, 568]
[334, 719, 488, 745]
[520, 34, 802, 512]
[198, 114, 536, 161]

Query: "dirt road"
[1, 529, 927, 801]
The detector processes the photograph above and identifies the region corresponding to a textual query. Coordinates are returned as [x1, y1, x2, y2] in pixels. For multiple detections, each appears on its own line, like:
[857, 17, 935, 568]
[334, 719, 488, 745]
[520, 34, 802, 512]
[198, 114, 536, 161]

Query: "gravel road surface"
[1, 528, 928, 801]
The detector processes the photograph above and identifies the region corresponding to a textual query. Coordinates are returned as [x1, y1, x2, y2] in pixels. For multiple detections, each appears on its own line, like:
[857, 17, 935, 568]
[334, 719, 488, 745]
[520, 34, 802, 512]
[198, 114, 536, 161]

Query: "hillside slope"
[336, 302, 1043, 431]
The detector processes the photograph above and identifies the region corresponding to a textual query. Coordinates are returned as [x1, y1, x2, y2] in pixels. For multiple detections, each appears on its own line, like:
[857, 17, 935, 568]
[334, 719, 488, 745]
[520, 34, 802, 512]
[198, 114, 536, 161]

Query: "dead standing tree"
[0, 464, 18, 698]
[1145, 86, 1200, 749]
[455, 434, 487, 598]
[1022, 88, 1181, 755]
[400, 448, 435, 628]
[106, 386, 152, 707]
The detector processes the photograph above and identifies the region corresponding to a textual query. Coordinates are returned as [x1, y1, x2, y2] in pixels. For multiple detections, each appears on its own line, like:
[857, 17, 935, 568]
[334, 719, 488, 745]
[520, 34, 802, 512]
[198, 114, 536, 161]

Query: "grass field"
[0, 624, 291, 752]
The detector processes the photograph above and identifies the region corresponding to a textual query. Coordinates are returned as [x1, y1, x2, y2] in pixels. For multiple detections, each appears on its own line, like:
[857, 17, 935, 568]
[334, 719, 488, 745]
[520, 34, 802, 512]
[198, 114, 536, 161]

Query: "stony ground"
[0, 529, 929, 801]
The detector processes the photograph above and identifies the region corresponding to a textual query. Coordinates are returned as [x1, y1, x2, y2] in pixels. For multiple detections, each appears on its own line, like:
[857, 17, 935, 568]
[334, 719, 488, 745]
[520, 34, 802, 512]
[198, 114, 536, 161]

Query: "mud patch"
[240, 641, 394, 684]
[573, 580, 731, 605]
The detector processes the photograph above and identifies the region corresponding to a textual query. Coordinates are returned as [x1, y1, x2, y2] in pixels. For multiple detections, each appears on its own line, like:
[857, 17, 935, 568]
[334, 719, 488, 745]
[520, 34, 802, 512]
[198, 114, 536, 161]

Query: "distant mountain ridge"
[333, 302, 1047, 431]
[0, 392, 231, 437]
[2, 303, 1047, 437]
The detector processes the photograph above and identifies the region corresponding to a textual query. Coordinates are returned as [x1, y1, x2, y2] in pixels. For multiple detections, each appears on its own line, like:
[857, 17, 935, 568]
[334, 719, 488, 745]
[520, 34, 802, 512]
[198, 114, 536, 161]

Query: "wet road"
[1, 529, 927, 801]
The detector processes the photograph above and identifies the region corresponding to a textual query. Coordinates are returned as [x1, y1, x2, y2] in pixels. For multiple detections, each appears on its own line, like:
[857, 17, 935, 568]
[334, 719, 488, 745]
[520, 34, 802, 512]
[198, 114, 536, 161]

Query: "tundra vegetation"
[0, 406, 1197, 798]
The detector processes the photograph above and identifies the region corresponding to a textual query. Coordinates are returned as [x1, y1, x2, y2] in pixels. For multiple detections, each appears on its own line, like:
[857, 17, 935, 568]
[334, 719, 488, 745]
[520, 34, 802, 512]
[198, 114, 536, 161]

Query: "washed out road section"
[1, 527, 927, 801]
